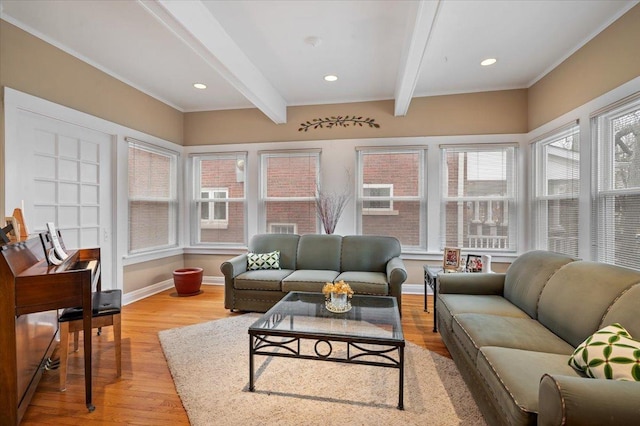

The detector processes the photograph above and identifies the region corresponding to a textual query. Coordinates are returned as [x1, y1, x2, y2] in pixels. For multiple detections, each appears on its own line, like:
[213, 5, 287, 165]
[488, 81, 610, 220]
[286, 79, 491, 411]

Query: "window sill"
[123, 247, 184, 266]
[362, 210, 399, 216]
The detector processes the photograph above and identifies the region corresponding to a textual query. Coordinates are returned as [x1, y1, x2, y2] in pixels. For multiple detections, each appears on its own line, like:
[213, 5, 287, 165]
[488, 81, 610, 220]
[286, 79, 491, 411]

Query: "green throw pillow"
[247, 250, 280, 270]
[569, 323, 640, 381]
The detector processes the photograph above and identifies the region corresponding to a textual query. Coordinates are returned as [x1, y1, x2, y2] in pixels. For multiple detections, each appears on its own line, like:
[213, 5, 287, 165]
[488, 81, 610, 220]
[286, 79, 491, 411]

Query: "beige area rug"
[159, 314, 486, 425]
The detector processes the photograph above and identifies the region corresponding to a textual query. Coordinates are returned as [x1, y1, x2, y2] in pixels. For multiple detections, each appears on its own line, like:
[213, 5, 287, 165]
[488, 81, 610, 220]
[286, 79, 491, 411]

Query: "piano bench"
[58, 289, 122, 392]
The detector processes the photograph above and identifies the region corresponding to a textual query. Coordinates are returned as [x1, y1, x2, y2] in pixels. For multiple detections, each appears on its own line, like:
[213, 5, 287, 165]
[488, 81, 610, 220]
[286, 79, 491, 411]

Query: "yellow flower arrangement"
[322, 280, 354, 298]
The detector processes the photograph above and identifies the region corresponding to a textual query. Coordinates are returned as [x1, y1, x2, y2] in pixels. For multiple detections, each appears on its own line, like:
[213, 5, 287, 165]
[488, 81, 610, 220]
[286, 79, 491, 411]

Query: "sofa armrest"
[221, 254, 248, 279]
[386, 256, 407, 305]
[386, 257, 407, 287]
[438, 272, 505, 295]
[221, 254, 247, 310]
[538, 374, 640, 426]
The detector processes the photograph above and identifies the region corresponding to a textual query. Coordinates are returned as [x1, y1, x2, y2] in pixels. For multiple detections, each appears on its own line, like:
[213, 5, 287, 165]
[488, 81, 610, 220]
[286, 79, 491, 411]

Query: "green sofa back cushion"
[340, 235, 400, 273]
[503, 250, 576, 319]
[249, 234, 299, 270]
[538, 261, 640, 348]
[296, 234, 342, 271]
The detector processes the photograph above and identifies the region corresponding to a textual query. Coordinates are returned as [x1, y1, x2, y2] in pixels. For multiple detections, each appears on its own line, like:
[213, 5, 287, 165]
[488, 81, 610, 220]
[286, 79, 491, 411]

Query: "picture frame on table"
[443, 247, 461, 271]
[466, 254, 483, 272]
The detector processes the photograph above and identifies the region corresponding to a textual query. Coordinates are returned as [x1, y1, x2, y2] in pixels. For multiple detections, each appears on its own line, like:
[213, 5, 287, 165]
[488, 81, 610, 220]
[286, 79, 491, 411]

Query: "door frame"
[3, 87, 183, 292]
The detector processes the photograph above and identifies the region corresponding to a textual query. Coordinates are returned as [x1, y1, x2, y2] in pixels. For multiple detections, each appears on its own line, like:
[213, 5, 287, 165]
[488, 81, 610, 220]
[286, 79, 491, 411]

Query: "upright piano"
[0, 236, 101, 425]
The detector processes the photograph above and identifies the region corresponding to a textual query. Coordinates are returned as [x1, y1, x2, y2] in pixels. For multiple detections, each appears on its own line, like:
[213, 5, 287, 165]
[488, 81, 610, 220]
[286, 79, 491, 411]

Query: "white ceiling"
[1, 0, 637, 123]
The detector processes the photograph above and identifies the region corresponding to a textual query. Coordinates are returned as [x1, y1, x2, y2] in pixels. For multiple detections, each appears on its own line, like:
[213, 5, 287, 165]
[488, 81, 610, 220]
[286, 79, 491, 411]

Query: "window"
[441, 144, 517, 251]
[532, 123, 580, 257]
[260, 150, 319, 235]
[357, 148, 426, 249]
[128, 140, 178, 253]
[201, 188, 229, 227]
[362, 184, 394, 213]
[269, 223, 297, 234]
[593, 95, 640, 270]
[192, 153, 246, 245]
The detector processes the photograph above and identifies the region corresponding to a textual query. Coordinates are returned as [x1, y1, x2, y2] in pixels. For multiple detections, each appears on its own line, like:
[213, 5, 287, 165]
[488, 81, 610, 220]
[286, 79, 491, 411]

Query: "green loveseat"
[221, 234, 407, 313]
[436, 250, 640, 425]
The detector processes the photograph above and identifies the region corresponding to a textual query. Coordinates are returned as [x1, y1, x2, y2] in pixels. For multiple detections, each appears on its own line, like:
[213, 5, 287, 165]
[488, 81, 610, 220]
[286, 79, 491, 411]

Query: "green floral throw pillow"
[569, 323, 640, 381]
[247, 250, 280, 270]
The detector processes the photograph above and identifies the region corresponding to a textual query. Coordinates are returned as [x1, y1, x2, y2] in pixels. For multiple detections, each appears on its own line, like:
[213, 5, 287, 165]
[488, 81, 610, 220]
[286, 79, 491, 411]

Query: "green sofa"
[221, 234, 407, 313]
[437, 250, 640, 425]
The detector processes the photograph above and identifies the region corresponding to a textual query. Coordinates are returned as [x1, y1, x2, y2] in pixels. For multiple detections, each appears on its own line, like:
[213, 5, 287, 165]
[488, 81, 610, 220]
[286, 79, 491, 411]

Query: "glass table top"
[249, 291, 404, 342]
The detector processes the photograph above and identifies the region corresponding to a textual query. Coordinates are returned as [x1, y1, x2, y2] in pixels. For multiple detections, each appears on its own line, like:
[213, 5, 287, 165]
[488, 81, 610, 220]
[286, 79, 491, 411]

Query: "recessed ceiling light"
[481, 58, 497, 66]
[193, 83, 207, 89]
[324, 75, 338, 82]
[304, 36, 322, 47]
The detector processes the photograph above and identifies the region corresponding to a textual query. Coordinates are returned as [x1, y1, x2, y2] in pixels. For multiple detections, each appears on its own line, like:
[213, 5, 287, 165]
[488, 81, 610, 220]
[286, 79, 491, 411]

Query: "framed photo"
[466, 254, 483, 272]
[443, 247, 461, 271]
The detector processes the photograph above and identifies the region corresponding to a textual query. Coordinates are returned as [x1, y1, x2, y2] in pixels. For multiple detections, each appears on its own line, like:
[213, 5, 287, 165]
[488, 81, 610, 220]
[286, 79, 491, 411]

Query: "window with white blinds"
[532, 123, 580, 257]
[128, 140, 178, 253]
[191, 153, 247, 245]
[441, 144, 517, 251]
[592, 94, 640, 270]
[260, 150, 319, 234]
[356, 148, 426, 250]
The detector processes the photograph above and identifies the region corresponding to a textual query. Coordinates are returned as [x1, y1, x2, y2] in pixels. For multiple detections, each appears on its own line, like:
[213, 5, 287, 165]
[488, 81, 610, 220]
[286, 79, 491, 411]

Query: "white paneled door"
[10, 110, 113, 289]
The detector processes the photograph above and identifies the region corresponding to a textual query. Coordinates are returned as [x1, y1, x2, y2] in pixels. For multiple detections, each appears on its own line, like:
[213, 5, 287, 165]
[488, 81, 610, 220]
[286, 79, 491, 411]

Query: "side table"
[423, 266, 442, 332]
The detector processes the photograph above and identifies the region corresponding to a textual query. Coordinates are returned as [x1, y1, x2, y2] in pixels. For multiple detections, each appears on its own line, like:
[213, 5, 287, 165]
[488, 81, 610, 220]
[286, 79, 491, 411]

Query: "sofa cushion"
[335, 271, 388, 295]
[602, 284, 640, 338]
[438, 294, 530, 332]
[340, 235, 400, 273]
[296, 234, 342, 271]
[452, 313, 575, 362]
[281, 269, 340, 293]
[247, 250, 280, 270]
[249, 234, 299, 270]
[538, 261, 640, 348]
[503, 250, 576, 319]
[477, 347, 584, 425]
[569, 323, 640, 381]
[234, 269, 294, 291]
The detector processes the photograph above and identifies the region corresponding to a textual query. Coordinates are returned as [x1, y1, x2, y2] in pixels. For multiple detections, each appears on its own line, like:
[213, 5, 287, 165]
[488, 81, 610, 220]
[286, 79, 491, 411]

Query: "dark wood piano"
[0, 236, 101, 425]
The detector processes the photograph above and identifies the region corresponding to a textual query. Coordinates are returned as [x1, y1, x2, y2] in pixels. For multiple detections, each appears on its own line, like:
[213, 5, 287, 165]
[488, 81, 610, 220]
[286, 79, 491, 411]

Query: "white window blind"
[532, 123, 580, 257]
[593, 94, 640, 270]
[440, 144, 517, 251]
[356, 147, 426, 250]
[260, 150, 319, 234]
[192, 153, 247, 245]
[128, 140, 178, 253]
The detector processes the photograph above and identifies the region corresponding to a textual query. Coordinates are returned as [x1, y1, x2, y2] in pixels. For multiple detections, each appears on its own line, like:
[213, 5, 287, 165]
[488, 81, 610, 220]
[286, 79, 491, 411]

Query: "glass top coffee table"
[248, 291, 405, 409]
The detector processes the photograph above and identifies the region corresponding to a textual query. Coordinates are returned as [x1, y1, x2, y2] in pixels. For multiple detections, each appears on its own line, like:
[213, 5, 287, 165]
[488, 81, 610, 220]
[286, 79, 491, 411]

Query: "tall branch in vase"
[315, 181, 350, 235]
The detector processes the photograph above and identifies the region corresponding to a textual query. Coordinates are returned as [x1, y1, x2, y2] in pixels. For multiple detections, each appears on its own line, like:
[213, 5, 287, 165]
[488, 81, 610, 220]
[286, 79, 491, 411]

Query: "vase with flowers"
[322, 280, 354, 313]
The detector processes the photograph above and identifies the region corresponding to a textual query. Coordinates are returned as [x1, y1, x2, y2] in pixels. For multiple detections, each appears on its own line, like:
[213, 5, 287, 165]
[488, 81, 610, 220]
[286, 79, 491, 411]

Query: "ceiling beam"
[394, 0, 440, 117]
[140, 0, 287, 124]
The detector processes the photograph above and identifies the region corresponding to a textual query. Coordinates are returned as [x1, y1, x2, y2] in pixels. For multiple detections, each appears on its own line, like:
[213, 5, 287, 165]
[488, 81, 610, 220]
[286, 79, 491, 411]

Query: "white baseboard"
[124, 277, 430, 305]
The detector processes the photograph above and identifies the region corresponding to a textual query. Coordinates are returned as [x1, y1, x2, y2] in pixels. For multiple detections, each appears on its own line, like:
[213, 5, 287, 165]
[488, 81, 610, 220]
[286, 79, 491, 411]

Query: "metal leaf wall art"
[298, 115, 380, 132]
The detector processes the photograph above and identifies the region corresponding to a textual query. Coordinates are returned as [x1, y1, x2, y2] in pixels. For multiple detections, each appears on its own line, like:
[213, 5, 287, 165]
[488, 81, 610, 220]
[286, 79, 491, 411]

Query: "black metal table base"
[249, 332, 405, 410]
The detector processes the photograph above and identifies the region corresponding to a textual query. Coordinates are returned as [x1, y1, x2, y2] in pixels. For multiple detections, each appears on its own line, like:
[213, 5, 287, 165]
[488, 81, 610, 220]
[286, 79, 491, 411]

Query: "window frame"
[127, 140, 179, 255]
[190, 152, 247, 246]
[440, 143, 518, 252]
[531, 123, 580, 256]
[356, 147, 427, 251]
[259, 149, 321, 234]
[362, 183, 395, 214]
[592, 94, 640, 269]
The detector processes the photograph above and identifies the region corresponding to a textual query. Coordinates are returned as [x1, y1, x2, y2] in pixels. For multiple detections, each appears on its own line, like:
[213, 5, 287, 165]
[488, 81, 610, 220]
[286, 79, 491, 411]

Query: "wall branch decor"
[298, 115, 380, 132]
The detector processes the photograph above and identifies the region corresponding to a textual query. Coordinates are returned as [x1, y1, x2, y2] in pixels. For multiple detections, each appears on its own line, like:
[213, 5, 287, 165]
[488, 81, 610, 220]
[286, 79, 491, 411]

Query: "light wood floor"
[21, 286, 448, 425]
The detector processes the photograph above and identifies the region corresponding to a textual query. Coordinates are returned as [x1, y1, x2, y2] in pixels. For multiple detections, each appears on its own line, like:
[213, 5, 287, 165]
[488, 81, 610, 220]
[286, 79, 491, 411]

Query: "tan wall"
[528, 4, 640, 130]
[123, 255, 184, 293]
[0, 20, 183, 144]
[184, 90, 528, 145]
[1, 20, 185, 293]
